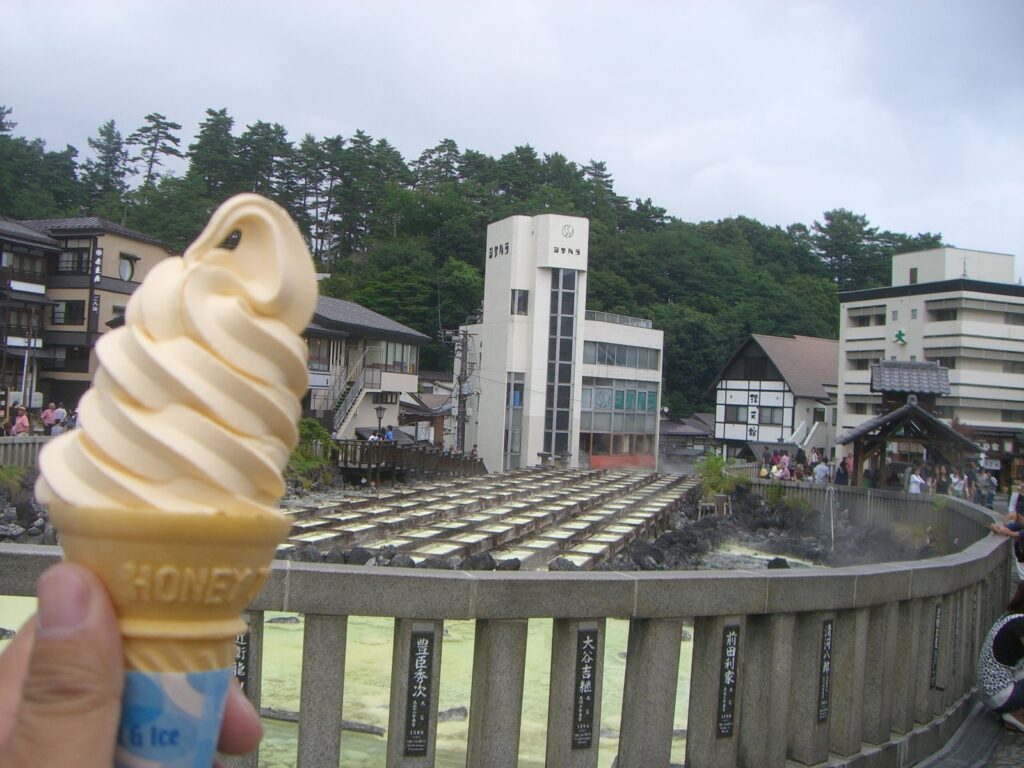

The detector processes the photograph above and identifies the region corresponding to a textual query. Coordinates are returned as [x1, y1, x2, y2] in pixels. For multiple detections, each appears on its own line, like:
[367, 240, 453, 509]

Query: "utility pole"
[455, 329, 470, 454]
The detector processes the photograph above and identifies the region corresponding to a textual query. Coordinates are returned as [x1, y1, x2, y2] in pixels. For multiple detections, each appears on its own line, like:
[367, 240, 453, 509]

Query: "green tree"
[127, 112, 185, 191]
[81, 119, 133, 219]
[186, 108, 239, 200]
[811, 208, 880, 291]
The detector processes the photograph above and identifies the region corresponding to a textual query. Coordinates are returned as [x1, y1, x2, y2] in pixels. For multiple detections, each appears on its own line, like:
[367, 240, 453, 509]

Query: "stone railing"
[0, 435, 50, 467]
[0, 489, 1012, 768]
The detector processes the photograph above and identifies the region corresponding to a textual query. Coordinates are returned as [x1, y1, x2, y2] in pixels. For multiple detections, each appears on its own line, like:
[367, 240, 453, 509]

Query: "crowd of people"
[0, 401, 76, 437]
[758, 445, 1004, 505]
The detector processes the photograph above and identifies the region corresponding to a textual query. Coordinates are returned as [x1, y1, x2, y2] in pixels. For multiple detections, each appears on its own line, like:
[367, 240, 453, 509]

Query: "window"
[930, 309, 957, 321]
[55, 238, 92, 274]
[724, 405, 747, 423]
[850, 358, 871, 371]
[910, 308, 917, 319]
[119, 253, 138, 281]
[1006, 313, 1024, 326]
[1004, 361, 1024, 374]
[51, 300, 85, 326]
[852, 403, 867, 415]
[813, 408, 826, 423]
[510, 289, 528, 316]
[307, 337, 331, 371]
[909, 267, 918, 284]
[1002, 410, 1024, 423]
[929, 356, 956, 370]
[891, 310, 898, 321]
[758, 406, 784, 425]
[851, 315, 871, 328]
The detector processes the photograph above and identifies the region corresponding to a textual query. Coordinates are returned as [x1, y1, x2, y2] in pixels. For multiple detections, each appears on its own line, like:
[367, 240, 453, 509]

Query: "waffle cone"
[51, 505, 289, 673]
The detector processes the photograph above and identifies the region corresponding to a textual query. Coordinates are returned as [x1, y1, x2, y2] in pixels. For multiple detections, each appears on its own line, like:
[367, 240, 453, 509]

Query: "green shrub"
[695, 451, 738, 499]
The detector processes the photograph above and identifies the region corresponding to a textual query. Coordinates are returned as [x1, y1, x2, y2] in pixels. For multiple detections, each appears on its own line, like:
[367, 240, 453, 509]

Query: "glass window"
[614, 389, 625, 410]
[593, 412, 612, 431]
[759, 407, 784, 425]
[592, 433, 611, 454]
[637, 391, 647, 412]
[724, 405, 747, 423]
[581, 387, 593, 409]
[119, 253, 138, 281]
[583, 341, 596, 364]
[625, 390, 636, 411]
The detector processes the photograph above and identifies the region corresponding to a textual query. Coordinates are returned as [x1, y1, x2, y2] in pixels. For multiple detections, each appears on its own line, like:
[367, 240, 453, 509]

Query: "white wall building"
[711, 334, 839, 458]
[458, 214, 663, 472]
[838, 247, 1024, 488]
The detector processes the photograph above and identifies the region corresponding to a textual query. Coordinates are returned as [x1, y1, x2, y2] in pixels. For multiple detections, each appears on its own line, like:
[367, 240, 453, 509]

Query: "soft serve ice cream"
[35, 194, 317, 767]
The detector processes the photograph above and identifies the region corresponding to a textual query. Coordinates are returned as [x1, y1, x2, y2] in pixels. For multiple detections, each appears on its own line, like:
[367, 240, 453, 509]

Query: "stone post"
[786, 612, 832, 765]
[545, 619, 605, 768]
[862, 601, 898, 744]
[891, 600, 921, 735]
[829, 607, 869, 757]
[465, 619, 528, 768]
[297, 614, 348, 768]
[738, 613, 794, 768]
[685, 616, 742, 768]
[387, 620, 444, 767]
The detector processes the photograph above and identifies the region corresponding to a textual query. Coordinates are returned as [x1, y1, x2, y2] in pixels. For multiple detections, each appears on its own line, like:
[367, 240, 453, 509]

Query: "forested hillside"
[0, 106, 944, 412]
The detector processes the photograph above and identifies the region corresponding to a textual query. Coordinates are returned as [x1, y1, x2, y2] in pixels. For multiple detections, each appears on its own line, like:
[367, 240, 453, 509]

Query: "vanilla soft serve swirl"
[36, 194, 318, 516]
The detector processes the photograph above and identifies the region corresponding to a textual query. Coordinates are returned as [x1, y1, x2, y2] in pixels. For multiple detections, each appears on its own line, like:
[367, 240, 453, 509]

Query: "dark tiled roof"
[20, 216, 170, 248]
[0, 217, 61, 249]
[870, 361, 950, 395]
[836, 401, 980, 452]
[751, 334, 838, 400]
[313, 296, 431, 345]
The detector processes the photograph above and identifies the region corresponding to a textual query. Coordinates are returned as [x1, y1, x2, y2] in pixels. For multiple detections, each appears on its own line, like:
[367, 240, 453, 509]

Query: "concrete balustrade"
[0, 485, 1012, 768]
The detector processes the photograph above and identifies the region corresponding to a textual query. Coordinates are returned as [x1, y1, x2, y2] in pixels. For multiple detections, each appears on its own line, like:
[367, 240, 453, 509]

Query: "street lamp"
[375, 404, 386, 435]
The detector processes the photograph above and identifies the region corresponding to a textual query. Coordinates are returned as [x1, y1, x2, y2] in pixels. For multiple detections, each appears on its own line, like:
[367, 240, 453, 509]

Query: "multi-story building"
[711, 334, 839, 459]
[8, 216, 176, 410]
[304, 295, 430, 439]
[458, 214, 664, 471]
[838, 247, 1024, 487]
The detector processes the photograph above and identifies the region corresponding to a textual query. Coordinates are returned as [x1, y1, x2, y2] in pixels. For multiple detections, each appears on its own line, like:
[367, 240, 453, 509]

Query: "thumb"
[4, 563, 124, 768]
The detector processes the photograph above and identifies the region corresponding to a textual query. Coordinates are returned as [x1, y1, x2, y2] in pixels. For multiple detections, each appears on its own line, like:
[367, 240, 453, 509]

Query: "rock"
[672, 728, 687, 740]
[548, 556, 581, 571]
[40, 523, 57, 546]
[0, 523, 25, 539]
[628, 541, 664, 567]
[600, 727, 619, 738]
[0, 506, 15, 524]
[0, 627, 14, 640]
[323, 546, 348, 564]
[446, 555, 463, 570]
[681, 628, 692, 641]
[346, 547, 374, 565]
[13, 501, 35, 528]
[496, 557, 521, 571]
[288, 543, 321, 562]
[438, 706, 468, 722]
[368, 555, 389, 566]
[416, 556, 451, 569]
[379, 545, 397, 560]
[267, 616, 300, 624]
[462, 552, 497, 571]
[766, 557, 790, 569]
[388, 554, 416, 568]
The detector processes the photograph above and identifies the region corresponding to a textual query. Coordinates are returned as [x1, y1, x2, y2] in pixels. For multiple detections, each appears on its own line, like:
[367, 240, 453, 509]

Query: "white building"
[458, 214, 663, 472]
[838, 247, 1024, 488]
[711, 334, 839, 459]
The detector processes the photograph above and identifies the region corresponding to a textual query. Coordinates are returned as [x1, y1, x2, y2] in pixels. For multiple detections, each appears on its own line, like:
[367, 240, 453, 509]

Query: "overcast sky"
[5, 0, 1023, 278]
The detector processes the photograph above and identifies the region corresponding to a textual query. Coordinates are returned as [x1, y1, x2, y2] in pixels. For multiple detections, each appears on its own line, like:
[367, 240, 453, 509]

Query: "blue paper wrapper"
[115, 668, 232, 767]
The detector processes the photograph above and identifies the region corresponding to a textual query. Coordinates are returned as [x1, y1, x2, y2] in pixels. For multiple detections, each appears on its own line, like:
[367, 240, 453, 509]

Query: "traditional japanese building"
[710, 334, 839, 459]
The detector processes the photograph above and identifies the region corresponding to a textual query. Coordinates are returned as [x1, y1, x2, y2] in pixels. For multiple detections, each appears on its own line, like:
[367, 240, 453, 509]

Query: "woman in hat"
[10, 405, 29, 436]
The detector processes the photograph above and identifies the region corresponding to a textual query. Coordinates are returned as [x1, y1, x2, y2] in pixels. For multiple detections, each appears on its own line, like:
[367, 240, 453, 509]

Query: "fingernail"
[37, 565, 90, 637]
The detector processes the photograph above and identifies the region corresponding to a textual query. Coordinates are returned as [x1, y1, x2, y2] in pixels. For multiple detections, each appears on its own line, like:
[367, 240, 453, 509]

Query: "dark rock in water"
[416, 556, 451, 570]
[548, 556, 581, 571]
[496, 557, 521, 571]
[14, 500, 36, 528]
[446, 555, 463, 570]
[463, 551, 497, 571]
[268, 616, 300, 624]
[766, 557, 790, 569]
[672, 728, 687, 740]
[347, 546, 374, 565]
[288, 543, 321, 562]
[0, 627, 14, 640]
[0, 507, 15, 525]
[600, 727, 619, 739]
[629, 541, 664, 566]
[0, 523, 25, 539]
[323, 546, 348, 564]
[379, 544, 397, 560]
[388, 554, 416, 568]
[681, 629, 693, 641]
[368, 555, 389, 566]
[438, 706, 468, 722]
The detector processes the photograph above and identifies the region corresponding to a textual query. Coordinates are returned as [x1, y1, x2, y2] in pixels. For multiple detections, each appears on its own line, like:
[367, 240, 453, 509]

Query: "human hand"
[0, 563, 262, 767]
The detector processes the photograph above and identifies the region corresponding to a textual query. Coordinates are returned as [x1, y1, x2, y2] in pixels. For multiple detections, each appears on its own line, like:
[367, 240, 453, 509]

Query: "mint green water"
[0, 599, 692, 767]
[258, 614, 692, 767]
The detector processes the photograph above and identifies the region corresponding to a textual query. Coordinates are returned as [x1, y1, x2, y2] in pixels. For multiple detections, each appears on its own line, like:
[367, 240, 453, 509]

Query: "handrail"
[0, 482, 1010, 768]
[584, 309, 653, 329]
[331, 349, 370, 433]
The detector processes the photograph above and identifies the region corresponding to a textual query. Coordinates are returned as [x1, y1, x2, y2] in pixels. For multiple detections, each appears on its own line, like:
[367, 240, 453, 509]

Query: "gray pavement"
[913, 701, 1024, 768]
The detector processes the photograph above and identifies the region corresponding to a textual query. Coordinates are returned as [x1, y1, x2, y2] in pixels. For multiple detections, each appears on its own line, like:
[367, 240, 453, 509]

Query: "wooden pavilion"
[836, 361, 981, 486]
